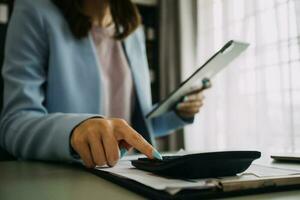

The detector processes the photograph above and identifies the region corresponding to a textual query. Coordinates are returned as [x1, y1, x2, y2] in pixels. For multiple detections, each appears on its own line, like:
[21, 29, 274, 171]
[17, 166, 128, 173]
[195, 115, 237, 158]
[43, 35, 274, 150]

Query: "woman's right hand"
[71, 118, 161, 168]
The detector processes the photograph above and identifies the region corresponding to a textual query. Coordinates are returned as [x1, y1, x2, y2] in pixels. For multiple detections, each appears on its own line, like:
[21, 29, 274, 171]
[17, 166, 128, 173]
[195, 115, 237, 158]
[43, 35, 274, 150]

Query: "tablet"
[147, 40, 250, 119]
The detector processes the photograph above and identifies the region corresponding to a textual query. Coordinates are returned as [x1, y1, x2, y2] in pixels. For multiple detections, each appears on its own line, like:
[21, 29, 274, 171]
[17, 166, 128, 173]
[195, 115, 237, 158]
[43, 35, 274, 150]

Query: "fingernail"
[184, 96, 189, 101]
[120, 147, 128, 158]
[152, 149, 163, 160]
[202, 78, 211, 89]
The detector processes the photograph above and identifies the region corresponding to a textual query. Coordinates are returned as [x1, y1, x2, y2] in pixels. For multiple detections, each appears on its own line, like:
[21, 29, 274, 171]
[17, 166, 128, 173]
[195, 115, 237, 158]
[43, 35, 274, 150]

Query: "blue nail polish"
[120, 147, 128, 158]
[202, 78, 211, 89]
[152, 149, 163, 160]
[184, 96, 188, 101]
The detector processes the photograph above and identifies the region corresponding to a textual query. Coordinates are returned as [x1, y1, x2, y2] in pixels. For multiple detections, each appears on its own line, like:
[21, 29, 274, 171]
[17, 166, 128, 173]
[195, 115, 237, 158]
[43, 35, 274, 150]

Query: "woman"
[0, 0, 205, 168]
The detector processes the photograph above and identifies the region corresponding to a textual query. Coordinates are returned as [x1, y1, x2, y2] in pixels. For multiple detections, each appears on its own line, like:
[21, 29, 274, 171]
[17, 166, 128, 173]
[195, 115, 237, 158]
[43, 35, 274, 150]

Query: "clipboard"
[147, 40, 249, 119]
[87, 152, 300, 200]
[89, 166, 300, 200]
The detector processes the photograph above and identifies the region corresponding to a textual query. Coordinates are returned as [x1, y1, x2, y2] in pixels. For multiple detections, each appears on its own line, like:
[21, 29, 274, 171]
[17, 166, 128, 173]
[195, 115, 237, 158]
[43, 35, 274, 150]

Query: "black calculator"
[131, 151, 261, 179]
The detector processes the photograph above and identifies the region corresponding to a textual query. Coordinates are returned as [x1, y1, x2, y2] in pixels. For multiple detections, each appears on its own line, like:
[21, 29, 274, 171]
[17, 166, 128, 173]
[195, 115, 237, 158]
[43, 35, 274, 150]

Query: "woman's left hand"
[176, 91, 205, 119]
[176, 78, 211, 119]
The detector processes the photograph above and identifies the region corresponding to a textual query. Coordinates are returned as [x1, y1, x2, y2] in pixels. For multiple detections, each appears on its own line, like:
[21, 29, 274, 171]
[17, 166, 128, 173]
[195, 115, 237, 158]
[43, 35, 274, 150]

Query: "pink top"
[91, 25, 135, 124]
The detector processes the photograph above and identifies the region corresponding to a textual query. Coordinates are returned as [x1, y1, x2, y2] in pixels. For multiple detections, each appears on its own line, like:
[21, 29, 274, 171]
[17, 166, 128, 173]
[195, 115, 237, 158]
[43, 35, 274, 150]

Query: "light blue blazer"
[0, 0, 190, 162]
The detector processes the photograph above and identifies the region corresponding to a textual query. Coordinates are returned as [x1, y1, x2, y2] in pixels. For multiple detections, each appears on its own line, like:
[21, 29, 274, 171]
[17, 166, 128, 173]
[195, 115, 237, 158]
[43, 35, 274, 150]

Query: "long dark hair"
[51, 0, 141, 40]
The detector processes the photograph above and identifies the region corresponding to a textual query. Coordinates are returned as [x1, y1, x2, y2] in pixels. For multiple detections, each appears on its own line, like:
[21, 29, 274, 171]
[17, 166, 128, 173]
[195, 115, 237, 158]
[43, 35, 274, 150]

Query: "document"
[96, 157, 215, 195]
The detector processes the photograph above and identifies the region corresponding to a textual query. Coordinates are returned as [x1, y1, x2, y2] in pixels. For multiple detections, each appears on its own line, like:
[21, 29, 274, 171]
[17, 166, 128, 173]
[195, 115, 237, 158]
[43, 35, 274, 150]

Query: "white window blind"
[184, 0, 300, 154]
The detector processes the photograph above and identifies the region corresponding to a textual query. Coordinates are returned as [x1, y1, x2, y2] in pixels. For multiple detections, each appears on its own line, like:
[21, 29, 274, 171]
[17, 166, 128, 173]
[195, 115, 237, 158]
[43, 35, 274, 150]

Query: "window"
[184, 0, 300, 154]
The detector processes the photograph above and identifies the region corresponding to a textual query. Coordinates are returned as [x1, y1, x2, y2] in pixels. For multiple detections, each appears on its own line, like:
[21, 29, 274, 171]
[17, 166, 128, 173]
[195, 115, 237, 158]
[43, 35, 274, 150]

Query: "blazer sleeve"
[0, 1, 99, 162]
[151, 110, 194, 137]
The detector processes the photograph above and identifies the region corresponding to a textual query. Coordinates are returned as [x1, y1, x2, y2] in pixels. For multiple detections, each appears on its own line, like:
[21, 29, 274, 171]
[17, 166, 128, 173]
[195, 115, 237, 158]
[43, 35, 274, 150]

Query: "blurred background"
[1, 0, 300, 155]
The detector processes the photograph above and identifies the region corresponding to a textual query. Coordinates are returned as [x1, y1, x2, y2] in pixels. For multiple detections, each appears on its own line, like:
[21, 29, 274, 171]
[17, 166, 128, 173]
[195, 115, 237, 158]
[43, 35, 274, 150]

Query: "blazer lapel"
[123, 33, 152, 116]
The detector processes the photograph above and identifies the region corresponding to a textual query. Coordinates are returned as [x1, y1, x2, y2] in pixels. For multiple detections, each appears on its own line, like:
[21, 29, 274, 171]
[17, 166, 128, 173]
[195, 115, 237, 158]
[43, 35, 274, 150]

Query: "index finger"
[184, 92, 204, 102]
[117, 125, 157, 159]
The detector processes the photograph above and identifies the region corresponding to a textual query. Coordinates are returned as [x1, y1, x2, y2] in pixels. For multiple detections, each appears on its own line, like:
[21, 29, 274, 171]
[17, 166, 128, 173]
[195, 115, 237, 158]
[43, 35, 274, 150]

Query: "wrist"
[175, 109, 195, 123]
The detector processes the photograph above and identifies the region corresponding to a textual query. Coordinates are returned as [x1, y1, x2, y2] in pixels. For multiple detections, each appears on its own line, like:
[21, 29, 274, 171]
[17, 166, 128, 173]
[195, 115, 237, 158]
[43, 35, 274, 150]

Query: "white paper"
[0, 4, 8, 24]
[242, 164, 300, 177]
[96, 159, 215, 195]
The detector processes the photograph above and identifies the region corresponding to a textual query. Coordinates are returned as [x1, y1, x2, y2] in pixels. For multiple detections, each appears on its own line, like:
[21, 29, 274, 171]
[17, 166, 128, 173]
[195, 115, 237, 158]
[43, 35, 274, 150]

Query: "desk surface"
[1, 160, 300, 200]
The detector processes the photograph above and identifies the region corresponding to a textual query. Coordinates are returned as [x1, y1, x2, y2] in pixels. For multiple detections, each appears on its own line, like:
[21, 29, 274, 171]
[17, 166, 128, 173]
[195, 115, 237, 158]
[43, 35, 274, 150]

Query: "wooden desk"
[1, 161, 300, 200]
